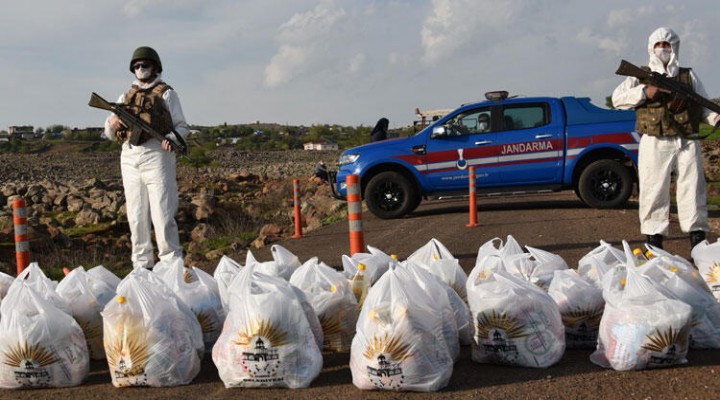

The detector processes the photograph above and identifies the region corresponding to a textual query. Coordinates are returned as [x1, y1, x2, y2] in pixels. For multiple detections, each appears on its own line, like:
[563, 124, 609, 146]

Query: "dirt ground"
[4, 192, 720, 400]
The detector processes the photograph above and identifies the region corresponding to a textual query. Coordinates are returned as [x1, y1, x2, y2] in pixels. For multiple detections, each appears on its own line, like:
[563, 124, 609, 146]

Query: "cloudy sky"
[2, 0, 719, 131]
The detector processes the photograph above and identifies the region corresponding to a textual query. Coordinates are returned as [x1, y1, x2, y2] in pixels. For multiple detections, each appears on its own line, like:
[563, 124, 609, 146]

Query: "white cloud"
[264, 2, 347, 87]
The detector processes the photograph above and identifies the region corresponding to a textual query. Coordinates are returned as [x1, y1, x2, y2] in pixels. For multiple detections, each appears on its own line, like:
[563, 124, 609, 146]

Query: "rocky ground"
[0, 146, 341, 277]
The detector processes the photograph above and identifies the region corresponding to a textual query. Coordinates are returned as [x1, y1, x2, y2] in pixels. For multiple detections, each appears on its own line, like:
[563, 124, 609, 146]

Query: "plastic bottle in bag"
[351, 263, 369, 309]
[633, 248, 648, 265]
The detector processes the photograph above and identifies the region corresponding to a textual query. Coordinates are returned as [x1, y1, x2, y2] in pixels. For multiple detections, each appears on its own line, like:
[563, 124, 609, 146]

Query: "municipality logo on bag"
[475, 310, 527, 364]
[363, 334, 410, 390]
[3, 342, 58, 387]
[233, 319, 288, 384]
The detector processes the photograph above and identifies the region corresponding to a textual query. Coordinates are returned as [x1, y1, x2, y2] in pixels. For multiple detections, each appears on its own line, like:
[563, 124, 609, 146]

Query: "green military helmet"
[129, 46, 162, 73]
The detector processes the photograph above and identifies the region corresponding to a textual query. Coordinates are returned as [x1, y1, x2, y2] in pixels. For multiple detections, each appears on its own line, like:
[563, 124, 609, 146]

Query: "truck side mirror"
[431, 126, 447, 138]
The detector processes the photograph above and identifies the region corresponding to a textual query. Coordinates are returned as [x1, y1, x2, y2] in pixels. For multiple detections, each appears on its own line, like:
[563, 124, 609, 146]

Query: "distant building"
[304, 141, 338, 151]
[8, 125, 35, 140]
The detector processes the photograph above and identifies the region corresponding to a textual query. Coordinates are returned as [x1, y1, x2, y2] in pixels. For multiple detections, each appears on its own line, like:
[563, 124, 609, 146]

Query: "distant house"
[303, 141, 338, 151]
[8, 125, 35, 140]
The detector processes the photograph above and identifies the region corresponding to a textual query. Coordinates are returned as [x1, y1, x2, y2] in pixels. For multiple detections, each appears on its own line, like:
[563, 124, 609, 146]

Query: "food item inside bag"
[57, 266, 119, 360]
[350, 265, 455, 392]
[102, 273, 204, 387]
[548, 269, 604, 349]
[591, 241, 694, 370]
[0, 283, 89, 388]
[344, 245, 394, 285]
[577, 241, 626, 288]
[637, 253, 720, 349]
[590, 299, 692, 370]
[289, 257, 358, 352]
[213, 265, 322, 389]
[407, 238, 468, 301]
[466, 261, 565, 368]
[155, 260, 226, 351]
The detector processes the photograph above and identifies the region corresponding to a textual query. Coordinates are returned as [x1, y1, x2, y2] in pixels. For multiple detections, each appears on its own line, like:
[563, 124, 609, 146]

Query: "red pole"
[292, 179, 303, 239]
[13, 199, 30, 275]
[466, 166, 479, 227]
[346, 174, 364, 255]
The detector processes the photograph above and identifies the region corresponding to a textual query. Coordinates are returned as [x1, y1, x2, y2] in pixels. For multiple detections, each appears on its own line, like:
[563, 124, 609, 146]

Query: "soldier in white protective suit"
[103, 46, 189, 269]
[612, 27, 720, 251]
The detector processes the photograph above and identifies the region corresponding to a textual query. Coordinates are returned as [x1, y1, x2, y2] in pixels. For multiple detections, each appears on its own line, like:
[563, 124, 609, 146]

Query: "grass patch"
[64, 222, 114, 236]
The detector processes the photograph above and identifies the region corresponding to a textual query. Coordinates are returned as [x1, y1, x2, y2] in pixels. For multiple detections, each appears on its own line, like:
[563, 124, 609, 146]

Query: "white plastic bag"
[289, 257, 358, 352]
[350, 265, 455, 392]
[577, 241, 626, 288]
[401, 260, 465, 356]
[548, 269, 604, 349]
[213, 255, 243, 311]
[590, 241, 693, 371]
[690, 239, 720, 301]
[406, 238, 468, 301]
[213, 265, 322, 388]
[15, 262, 70, 315]
[0, 283, 88, 388]
[56, 266, 118, 359]
[245, 244, 301, 280]
[638, 253, 720, 349]
[156, 262, 226, 351]
[0, 272, 14, 301]
[102, 272, 204, 387]
[343, 245, 394, 285]
[466, 259, 565, 368]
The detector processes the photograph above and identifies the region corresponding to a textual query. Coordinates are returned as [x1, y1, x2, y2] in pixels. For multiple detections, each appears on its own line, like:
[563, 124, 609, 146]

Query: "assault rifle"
[615, 59, 720, 134]
[88, 92, 188, 155]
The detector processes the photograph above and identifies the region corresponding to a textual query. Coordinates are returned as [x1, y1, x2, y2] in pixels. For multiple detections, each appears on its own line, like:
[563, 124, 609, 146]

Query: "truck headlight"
[339, 153, 359, 166]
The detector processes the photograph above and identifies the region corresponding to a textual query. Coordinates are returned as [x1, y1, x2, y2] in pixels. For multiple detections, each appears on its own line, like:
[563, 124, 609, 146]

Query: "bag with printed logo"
[590, 241, 693, 371]
[102, 271, 204, 387]
[56, 266, 118, 360]
[213, 265, 322, 388]
[690, 239, 720, 301]
[350, 265, 455, 392]
[466, 257, 565, 368]
[155, 259, 226, 351]
[0, 283, 89, 388]
[637, 248, 720, 349]
[406, 238, 468, 304]
[289, 257, 358, 352]
[548, 269, 604, 349]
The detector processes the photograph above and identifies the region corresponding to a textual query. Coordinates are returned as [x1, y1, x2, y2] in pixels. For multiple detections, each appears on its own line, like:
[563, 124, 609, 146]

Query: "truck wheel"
[365, 171, 418, 219]
[577, 159, 633, 208]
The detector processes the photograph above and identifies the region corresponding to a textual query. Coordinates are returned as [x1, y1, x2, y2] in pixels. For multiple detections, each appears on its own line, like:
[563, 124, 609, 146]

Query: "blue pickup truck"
[331, 91, 639, 219]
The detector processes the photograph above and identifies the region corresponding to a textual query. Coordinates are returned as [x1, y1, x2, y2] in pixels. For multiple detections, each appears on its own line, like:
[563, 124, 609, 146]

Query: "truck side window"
[446, 109, 492, 136]
[502, 104, 548, 131]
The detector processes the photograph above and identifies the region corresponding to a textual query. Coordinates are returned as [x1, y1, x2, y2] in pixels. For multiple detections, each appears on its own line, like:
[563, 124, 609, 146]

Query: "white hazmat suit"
[103, 75, 189, 269]
[612, 27, 719, 241]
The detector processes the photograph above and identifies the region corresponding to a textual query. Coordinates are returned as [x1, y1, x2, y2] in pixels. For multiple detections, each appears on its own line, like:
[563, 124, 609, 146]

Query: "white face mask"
[478, 122, 488, 131]
[135, 66, 152, 80]
[654, 47, 672, 64]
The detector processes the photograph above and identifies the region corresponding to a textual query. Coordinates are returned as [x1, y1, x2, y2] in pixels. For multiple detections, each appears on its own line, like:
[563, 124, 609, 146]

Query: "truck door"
[423, 107, 501, 189]
[496, 102, 564, 184]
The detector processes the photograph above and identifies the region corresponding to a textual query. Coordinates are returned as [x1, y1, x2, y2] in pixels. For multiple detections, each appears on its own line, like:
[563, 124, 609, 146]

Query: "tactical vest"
[635, 67, 703, 137]
[117, 82, 174, 144]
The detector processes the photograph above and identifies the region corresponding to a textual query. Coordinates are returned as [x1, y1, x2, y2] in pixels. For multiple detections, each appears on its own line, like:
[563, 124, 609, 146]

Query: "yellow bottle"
[351, 263, 368, 309]
[632, 248, 648, 265]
